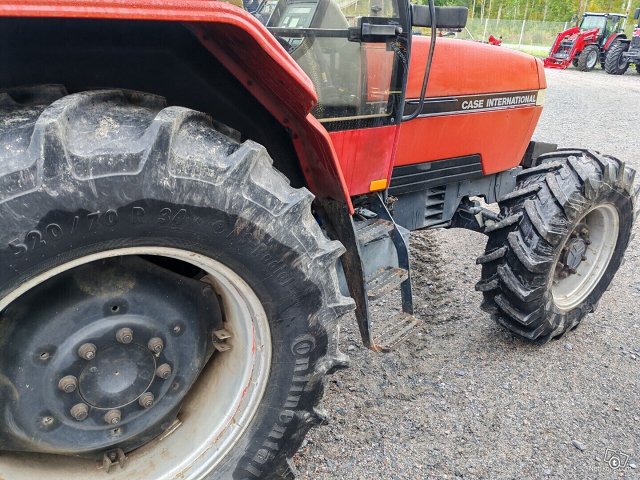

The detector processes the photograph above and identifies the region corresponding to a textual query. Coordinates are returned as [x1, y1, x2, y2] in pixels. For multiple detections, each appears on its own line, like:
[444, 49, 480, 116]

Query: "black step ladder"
[323, 194, 422, 352]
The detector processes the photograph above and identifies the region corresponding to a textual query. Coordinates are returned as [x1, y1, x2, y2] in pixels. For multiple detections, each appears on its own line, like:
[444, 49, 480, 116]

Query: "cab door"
[265, 0, 410, 196]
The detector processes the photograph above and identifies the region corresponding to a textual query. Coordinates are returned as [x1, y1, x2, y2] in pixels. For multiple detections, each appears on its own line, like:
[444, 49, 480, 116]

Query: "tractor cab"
[259, 0, 406, 127]
[579, 12, 625, 45]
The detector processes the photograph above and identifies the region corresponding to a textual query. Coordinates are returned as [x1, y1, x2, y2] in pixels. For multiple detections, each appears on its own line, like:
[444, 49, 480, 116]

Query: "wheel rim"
[0, 247, 271, 479]
[618, 53, 629, 69]
[587, 49, 598, 69]
[552, 204, 619, 311]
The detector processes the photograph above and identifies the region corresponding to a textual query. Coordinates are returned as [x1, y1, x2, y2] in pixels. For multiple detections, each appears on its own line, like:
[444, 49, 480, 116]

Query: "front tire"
[605, 42, 630, 74]
[577, 45, 600, 71]
[476, 150, 637, 342]
[0, 86, 352, 478]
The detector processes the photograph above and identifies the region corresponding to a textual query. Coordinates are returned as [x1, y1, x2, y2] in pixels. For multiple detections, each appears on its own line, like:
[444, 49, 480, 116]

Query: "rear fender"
[0, 0, 353, 209]
[604, 33, 627, 50]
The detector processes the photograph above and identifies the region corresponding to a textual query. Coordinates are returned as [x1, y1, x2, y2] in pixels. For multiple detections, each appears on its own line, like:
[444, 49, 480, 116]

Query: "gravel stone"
[572, 440, 586, 451]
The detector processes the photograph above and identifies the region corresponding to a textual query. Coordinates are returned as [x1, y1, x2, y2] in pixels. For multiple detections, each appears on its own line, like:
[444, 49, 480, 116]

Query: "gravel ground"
[293, 68, 640, 479]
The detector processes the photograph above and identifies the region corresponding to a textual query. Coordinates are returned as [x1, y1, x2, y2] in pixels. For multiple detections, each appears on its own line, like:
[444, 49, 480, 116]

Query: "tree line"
[432, 0, 637, 22]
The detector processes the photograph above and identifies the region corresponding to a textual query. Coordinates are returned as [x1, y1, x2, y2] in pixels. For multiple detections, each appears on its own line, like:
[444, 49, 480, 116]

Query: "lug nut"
[155, 363, 172, 379]
[78, 343, 97, 360]
[116, 328, 133, 344]
[104, 409, 122, 425]
[147, 337, 164, 354]
[58, 375, 78, 393]
[139, 392, 155, 409]
[70, 403, 89, 421]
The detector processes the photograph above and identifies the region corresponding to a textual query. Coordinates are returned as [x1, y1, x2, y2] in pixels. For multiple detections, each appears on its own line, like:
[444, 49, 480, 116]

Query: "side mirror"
[634, 7, 640, 20]
[411, 5, 468, 29]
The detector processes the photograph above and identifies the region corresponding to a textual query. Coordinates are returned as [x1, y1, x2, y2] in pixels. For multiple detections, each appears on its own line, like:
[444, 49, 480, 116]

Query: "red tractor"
[544, 12, 627, 70]
[606, 7, 640, 74]
[0, 1, 636, 479]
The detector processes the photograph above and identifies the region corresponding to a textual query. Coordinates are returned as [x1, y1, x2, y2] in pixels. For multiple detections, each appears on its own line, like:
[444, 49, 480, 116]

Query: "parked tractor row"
[605, 8, 640, 74]
[545, 8, 640, 75]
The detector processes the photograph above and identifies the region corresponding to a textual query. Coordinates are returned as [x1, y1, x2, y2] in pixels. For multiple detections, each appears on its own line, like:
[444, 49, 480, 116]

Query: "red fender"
[0, 0, 353, 210]
[604, 32, 626, 51]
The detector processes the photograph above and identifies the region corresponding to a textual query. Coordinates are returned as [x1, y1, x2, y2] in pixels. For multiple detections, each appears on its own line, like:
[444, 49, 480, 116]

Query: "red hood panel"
[407, 37, 541, 99]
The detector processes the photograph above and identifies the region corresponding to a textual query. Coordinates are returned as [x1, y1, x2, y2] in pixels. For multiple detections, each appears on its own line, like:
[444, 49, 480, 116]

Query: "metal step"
[373, 312, 423, 352]
[366, 266, 408, 300]
[356, 219, 394, 246]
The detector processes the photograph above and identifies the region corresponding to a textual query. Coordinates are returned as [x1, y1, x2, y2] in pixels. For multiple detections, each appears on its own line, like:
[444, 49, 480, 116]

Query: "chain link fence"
[457, 18, 638, 57]
[461, 18, 568, 56]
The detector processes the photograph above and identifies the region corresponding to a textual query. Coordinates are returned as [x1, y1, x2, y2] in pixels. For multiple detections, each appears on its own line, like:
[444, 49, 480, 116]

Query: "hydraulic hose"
[402, 0, 437, 121]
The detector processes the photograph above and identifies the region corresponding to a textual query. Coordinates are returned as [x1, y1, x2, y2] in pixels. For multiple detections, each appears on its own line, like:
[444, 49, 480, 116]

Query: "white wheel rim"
[0, 247, 271, 479]
[552, 204, 619, 311]
[587, 49, 598, 68]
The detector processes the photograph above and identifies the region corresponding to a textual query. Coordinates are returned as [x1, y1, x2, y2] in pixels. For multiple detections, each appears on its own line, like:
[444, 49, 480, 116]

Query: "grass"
[503, 44, 550, 58]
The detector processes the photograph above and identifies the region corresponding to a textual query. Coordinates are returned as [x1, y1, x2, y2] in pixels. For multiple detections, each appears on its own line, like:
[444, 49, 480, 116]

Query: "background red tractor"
[544, 12, 627, 71]
[606, 7, 640, 74]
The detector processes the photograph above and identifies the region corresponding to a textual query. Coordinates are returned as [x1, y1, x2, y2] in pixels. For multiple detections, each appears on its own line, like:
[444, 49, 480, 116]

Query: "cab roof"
[583, 12, 626, 18]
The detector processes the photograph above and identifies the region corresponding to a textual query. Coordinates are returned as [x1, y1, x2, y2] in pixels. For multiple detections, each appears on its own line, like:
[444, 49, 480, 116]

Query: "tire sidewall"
[0, 175, 330, 479]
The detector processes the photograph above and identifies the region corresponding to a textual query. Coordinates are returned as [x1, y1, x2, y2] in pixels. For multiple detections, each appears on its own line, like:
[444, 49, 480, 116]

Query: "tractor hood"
[406, 36, 544, 99]
[397, 36, 545, 174]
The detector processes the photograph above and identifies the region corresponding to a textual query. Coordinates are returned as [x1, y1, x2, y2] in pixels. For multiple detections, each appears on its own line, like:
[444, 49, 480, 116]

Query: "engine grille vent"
[389, 155, 483, 196]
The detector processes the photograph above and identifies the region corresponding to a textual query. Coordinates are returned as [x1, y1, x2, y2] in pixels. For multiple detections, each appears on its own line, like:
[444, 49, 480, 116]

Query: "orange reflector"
[369, 179, 388, 191]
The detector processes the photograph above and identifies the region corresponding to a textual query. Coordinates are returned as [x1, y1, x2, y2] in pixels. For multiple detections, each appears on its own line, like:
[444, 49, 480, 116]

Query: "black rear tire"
[476, 150, 637, 343]
[577, 45, 600, 71]
[0, 86, 352, 478]
[605, 41, 630, 74]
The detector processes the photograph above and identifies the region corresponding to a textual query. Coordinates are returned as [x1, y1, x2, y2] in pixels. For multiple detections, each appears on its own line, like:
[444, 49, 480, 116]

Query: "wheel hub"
[79, 344, 155, 409]
[0, 256, 223, 457]
[552, 205, 620, 311]
[556, 223, 589, 277]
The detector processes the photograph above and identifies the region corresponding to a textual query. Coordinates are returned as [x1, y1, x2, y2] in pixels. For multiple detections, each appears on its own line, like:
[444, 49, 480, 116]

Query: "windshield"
[259, 0, 405, 129]
[580, 15, 606, 32]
